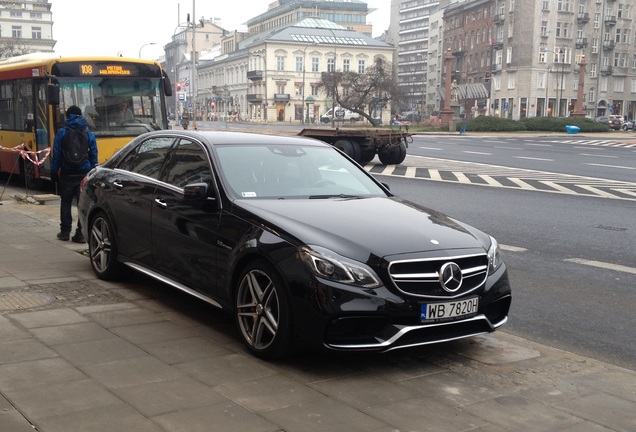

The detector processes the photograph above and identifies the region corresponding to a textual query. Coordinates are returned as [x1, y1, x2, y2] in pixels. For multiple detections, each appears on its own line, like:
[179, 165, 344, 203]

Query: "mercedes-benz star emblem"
[439, 262, 463, 292]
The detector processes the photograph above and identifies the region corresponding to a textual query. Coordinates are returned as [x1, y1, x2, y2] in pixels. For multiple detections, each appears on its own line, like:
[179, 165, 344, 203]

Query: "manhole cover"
[0, 292, 55, 310]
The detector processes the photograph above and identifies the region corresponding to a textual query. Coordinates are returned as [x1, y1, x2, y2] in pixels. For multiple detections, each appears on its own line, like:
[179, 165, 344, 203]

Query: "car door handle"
[113, 181, 123, 190]
[154, 198, 167, 208]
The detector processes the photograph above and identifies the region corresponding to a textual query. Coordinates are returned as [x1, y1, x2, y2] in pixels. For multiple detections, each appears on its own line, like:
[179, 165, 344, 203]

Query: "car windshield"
[215, 144, 388, 199]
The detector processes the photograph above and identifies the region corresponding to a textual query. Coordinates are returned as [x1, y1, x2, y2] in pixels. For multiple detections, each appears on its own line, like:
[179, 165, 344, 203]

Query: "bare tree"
[0, 39, 32, 59]
[318, 57, 403, 127]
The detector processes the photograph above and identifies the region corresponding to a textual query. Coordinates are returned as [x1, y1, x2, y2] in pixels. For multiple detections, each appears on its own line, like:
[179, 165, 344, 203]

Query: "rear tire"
[88, 212, 125, 280]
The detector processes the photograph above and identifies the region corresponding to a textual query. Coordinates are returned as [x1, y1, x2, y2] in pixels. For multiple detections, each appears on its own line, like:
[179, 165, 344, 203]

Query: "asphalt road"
[408, 134, 636, 183]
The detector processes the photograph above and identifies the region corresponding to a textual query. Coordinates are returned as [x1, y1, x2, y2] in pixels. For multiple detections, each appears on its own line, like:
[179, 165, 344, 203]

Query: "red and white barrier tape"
[0, 143, 50, 166]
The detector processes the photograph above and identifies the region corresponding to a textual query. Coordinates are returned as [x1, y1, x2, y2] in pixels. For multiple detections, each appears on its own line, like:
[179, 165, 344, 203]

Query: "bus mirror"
[163, 72, 173, 97]
[47, 83, 60, 105]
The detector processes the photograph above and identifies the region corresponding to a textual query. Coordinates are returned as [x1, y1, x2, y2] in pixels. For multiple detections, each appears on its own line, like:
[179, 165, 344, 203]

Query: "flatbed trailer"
[298, 128, 412, 165]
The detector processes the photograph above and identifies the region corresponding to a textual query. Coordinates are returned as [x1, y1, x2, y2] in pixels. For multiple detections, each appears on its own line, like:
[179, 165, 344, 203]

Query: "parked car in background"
[622, 120, 635, 131]
[595, 115, 623, 130]
[78, 130, 512, 359]
[320, 107, 361, 123]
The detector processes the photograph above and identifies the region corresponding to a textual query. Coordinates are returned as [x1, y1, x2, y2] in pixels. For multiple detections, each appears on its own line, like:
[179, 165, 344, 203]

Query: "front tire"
[88, 212, 125, 280]
[235, 259, 293, 359]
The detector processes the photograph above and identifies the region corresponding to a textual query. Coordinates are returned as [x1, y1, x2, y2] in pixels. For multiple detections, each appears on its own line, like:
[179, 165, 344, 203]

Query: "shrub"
[462, 116, 527, 132]
[522, 116, 609, 132]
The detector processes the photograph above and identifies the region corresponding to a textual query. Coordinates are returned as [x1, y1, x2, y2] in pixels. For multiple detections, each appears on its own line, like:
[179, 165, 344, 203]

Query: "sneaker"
[71, 233, 85, 243]
[57, 232, 70, 241]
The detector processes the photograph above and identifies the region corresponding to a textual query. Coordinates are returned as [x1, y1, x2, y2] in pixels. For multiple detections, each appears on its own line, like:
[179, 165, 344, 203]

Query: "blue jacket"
[51, 114, 98, 175]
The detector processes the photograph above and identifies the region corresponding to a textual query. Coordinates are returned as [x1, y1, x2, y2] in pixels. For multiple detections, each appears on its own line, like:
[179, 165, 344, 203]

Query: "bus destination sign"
[80, 64, 132, 76]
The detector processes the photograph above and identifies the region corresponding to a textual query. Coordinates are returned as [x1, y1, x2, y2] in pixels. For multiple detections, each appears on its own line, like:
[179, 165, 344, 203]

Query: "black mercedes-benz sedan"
[78, 130, 511, 359]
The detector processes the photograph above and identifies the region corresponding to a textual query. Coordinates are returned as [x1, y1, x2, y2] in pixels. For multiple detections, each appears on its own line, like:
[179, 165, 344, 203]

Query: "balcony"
[600, 65, 613, 75]
[274, 93, 290, 102]
[577, 12, 589, 23]
[247, 70, 264, 81]
[604, 15, 616, 26]
[602, 40, 615, 51]
[493, 14, 505, 24]
[492, 64, 502, 73]
[576, 38, 588, 49]
[246, 94, 263, 103]
[492, 39, 504, 50]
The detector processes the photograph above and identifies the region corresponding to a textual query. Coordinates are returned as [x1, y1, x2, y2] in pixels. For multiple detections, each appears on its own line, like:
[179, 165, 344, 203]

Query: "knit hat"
[66, 105, 82, 116]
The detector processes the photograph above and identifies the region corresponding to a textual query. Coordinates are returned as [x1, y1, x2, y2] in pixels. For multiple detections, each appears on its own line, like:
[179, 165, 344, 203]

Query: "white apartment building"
[0, 0, 54, 56]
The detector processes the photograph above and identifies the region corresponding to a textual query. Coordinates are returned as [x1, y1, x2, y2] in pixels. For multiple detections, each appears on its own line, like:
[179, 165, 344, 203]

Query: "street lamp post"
[138, 42, 156, 58]
[301, 43, 316, 124]
[558, 45, 565, 117]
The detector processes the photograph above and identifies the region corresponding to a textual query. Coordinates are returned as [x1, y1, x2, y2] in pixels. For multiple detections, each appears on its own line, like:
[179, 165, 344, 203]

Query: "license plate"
[420, 298, 478, 322]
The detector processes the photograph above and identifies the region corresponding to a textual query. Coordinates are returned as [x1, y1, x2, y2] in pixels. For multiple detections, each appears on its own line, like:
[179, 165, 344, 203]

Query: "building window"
[12, 26, 22, 38]
[31, 12, 43, 19]
[10, 11, 23, 17]
[311, 57, 319, 72]
[343, 58, 350, 72]
[32, 27, 42, 40]
[507, 72, 516, 89]
[296, 56, 303, 72]
[276, 56, 285, 71]
[358, 59, 365, 74]
[327, 58, 335, 73]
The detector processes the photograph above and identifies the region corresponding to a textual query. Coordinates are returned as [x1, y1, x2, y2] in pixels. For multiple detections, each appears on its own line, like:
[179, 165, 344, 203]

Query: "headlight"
[487, 236, 502, 274]
[299, 245, 382, 288]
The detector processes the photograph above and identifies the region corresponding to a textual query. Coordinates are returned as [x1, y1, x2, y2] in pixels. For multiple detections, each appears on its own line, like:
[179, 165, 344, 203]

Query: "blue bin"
[566, 125, 580, 134]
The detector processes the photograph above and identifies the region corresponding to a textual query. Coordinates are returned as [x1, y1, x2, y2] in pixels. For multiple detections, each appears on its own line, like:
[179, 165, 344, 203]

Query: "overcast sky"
[51, 0, 389, 59]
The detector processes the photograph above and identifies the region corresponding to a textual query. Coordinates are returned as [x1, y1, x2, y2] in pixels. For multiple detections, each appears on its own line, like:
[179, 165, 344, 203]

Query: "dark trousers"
[58, 174, 84, 234]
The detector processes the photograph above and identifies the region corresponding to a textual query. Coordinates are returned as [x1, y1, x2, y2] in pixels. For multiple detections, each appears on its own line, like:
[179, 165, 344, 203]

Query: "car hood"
[235, 197, 487, 262]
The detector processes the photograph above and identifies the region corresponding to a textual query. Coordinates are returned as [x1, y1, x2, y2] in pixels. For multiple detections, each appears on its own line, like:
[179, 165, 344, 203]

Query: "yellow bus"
[0, 53, 172, 188]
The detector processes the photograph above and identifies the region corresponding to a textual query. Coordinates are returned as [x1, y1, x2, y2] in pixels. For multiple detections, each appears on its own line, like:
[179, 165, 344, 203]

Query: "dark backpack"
[62, 127, 89, 169]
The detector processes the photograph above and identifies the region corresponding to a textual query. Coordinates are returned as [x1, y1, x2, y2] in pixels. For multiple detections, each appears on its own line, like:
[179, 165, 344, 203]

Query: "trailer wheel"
[359, 148, 376, 165]
[334, 139, 361, 162]
[378, 141, 407, 165]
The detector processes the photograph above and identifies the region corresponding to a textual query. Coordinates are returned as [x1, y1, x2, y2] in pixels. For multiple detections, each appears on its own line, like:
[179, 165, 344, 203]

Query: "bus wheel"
[22, 160, 44, 191]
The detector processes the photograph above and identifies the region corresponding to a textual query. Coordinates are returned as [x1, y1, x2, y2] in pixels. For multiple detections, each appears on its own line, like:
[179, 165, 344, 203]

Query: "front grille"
[388, 253, 488, 299]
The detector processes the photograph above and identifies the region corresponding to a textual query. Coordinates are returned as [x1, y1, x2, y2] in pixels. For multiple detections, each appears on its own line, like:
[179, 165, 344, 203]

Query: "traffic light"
[176, 82, 182, 91]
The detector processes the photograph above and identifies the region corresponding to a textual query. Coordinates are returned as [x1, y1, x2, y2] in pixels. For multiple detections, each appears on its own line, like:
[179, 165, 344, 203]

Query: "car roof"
[137, 130, 327, 148]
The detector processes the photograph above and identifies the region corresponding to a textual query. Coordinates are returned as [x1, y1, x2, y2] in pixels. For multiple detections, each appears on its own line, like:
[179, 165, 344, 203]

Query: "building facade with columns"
[196, 18, 395, 124]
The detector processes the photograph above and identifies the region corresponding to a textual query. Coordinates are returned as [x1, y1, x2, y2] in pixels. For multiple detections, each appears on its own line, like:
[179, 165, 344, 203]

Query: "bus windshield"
[58, 76, 166, 136]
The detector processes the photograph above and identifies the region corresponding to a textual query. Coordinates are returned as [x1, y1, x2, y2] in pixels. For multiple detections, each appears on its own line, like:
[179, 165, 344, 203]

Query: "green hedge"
[521, 116, 609, 132]
[451, 116, 610, 133]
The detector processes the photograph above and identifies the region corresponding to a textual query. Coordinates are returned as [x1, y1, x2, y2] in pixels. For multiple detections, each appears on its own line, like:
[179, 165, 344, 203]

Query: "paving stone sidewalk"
[0, 197, 635, 432]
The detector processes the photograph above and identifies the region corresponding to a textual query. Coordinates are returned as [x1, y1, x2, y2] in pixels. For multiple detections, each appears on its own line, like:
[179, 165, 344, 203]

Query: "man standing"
[51, 105, 98, 243]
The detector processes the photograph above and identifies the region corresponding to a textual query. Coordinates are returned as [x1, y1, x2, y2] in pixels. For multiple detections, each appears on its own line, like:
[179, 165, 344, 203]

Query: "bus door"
[34, 79, 52, 178]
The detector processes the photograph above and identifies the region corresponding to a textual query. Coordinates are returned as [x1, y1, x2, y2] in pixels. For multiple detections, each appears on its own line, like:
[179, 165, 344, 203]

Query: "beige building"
[488, 0, 636, 119]
[197, 18, 395, 124]
[0, 0, 54, 56]
[246, 0, 374, 37]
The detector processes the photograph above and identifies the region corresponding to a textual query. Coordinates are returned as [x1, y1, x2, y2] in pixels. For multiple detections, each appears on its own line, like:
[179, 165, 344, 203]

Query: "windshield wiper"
[309, 194, 363, 199]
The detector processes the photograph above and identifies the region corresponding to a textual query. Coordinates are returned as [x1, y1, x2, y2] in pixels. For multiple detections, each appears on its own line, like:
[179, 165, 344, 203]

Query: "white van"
[320, 107, 361, 123]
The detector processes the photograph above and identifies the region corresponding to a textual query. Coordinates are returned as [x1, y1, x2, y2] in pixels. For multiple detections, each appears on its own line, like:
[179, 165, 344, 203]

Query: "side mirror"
[183, 182, 209, 201]
[163, 71, 173, 97]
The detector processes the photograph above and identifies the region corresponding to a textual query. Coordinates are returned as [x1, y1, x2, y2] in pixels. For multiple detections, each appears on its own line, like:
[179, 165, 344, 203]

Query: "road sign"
[178, 92, 185, 102]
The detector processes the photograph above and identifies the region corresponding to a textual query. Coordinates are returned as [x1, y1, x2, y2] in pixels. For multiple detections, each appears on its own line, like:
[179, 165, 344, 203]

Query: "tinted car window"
[119, 137, 175, 179]
[163, 139, 212, 188]
[215, 144, 386, 198]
